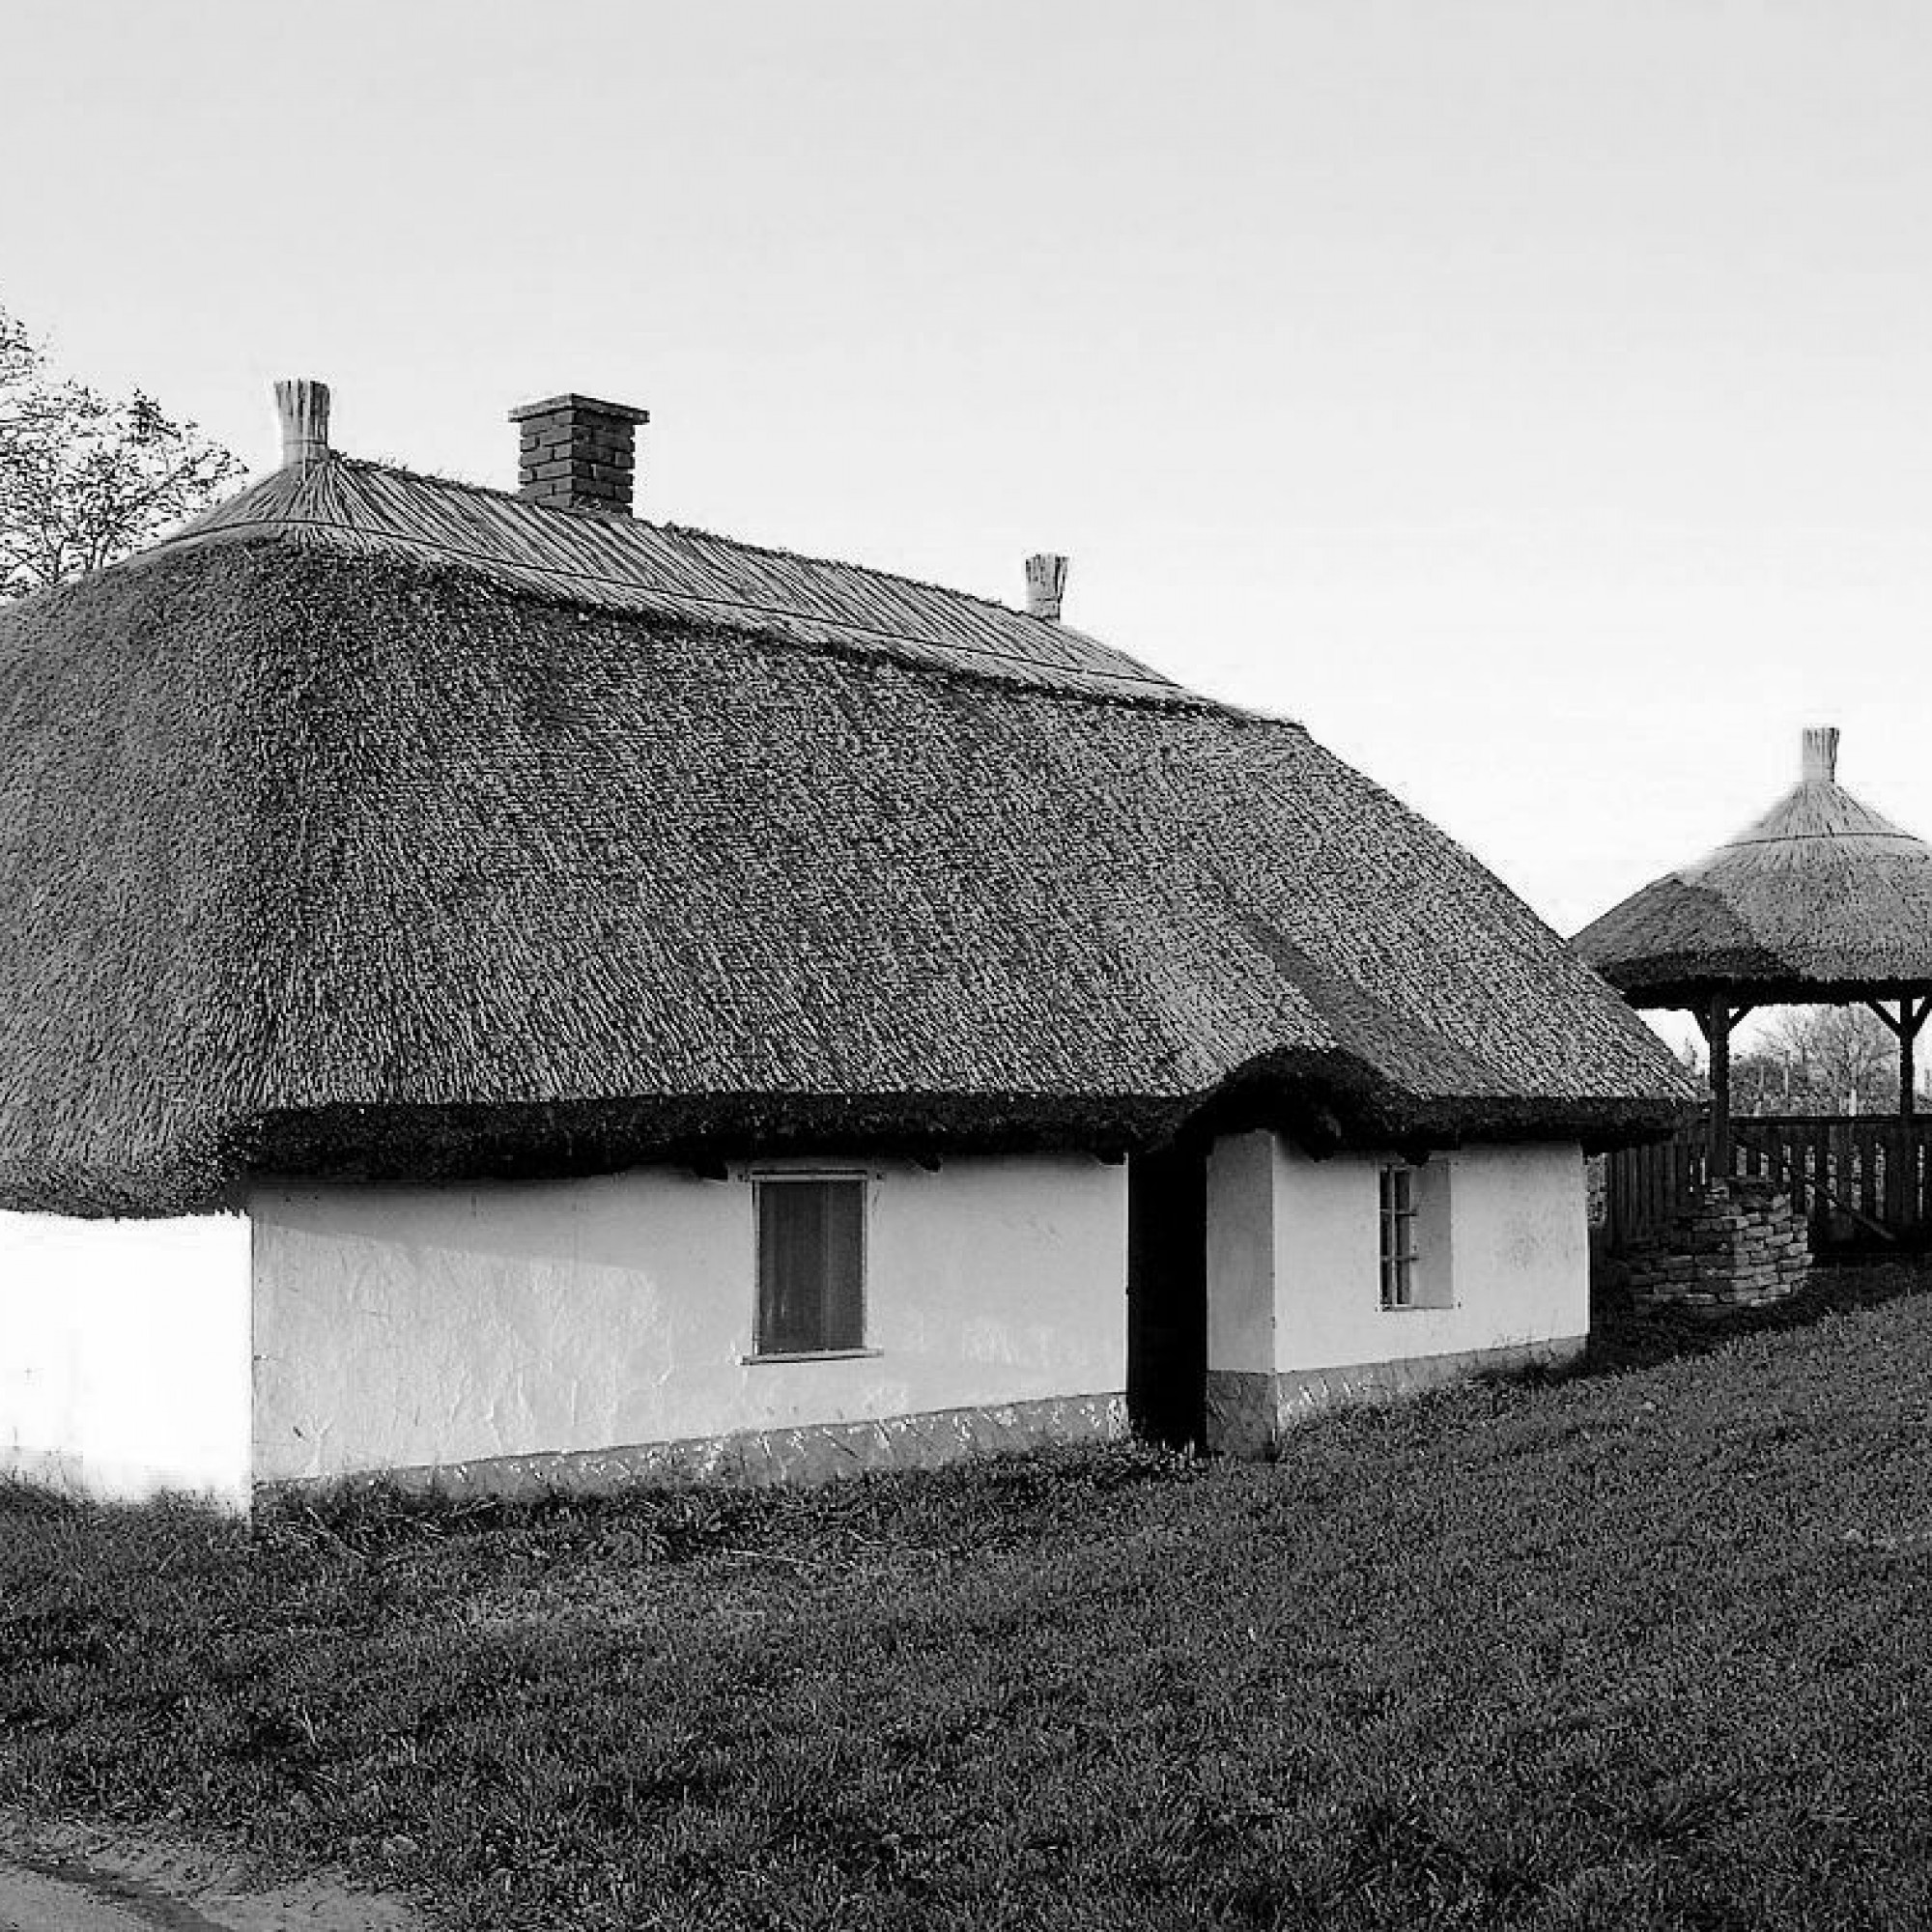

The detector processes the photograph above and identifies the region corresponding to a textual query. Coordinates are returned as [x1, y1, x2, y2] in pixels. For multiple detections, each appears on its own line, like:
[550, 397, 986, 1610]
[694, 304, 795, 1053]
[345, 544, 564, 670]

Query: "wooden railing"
[1604, 1111, 1932, 1251]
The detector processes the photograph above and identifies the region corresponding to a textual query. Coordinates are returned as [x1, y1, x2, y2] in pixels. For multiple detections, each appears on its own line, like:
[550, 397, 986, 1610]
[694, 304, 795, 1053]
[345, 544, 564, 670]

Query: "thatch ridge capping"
[127, 454, 1196, 705]
[122, 521, 1275, 724]
[175, 453, 1134, 647]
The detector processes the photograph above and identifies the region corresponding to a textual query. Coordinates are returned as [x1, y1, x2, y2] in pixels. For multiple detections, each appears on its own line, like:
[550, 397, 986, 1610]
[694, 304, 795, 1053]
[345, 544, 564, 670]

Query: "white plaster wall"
[0, 1211, 252, 1506]
[1205, 1131, 1275, 1374]
[250, 1156, 1127, 1483]
[1205, 1134, 1589, 1375]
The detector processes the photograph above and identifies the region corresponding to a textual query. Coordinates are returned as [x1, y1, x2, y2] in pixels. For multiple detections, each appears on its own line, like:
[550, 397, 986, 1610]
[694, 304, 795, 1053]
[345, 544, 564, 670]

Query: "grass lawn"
[7, 1268, 1932, 1931]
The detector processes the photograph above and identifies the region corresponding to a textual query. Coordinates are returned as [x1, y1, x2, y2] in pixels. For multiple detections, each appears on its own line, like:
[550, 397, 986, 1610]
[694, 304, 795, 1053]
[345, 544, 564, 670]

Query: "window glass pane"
[819, 1180, 864, 1349]
[757, 1179, 865, 1354]
[757, 1181, 820, 1354]
[1380, 1163, 1419, 1308]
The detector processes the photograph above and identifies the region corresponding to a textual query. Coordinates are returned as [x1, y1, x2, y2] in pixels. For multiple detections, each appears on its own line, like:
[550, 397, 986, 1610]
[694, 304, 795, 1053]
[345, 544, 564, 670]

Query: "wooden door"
[1126, 1141, 1208, 1449]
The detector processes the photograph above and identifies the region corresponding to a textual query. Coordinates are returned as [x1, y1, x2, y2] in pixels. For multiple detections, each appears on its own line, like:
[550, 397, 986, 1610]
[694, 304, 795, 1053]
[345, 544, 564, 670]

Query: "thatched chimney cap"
[1025, 553, 1067, 623]
[1802, 724, 1839, 785]
[273, 379, 330, 469]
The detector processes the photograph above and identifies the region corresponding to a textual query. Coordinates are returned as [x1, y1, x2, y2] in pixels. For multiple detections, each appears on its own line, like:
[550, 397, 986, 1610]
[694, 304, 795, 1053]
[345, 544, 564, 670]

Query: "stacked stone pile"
[1623, 1177, 1810, 1316]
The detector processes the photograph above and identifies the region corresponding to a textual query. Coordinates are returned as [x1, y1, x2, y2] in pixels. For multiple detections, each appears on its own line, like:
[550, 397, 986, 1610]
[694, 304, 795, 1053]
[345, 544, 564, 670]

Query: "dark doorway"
[1126, 1140, 1208, 1449]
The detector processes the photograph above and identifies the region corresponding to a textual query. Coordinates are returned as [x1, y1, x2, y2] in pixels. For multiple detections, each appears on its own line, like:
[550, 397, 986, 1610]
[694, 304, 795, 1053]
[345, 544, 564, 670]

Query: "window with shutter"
[1378, 1159, 1455, 1311]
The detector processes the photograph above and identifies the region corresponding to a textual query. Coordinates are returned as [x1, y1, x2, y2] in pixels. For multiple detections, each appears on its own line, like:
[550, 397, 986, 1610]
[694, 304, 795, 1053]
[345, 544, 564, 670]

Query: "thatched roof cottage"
[0, 383, 1690, 1505]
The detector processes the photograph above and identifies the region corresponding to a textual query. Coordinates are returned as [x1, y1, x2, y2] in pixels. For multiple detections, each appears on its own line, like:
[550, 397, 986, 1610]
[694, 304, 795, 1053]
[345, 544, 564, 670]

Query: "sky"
[6, 0, 1932, 1063]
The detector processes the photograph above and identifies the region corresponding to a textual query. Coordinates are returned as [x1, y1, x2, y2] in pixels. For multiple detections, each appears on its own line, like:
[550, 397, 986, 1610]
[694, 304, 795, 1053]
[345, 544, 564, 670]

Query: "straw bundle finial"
[1802, 724, 1840, 785]
[1025, 553, 1068, 622]
[273, 379, 331, 469]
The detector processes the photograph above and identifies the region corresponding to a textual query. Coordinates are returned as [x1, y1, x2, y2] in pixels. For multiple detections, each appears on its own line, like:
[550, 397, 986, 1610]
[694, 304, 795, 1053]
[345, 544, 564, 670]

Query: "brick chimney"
[508, 393, 648, 516]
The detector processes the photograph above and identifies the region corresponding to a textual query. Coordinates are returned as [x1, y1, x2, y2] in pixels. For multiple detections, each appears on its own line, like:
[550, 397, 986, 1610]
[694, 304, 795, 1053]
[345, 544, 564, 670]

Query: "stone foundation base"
[1624, 1178, 1810, 1318]
[1205, 1336, 1587, 1459]
[262, 1391, 1130, 1501]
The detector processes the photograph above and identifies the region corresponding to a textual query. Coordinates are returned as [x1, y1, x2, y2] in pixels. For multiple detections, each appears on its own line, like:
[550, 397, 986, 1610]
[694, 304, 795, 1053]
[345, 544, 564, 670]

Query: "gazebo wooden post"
[1863, 994, 1932, 1120]
[1705, 991, 1733, 1179]
[1903, 1003, 1917, 1122]
[1901, 996, 1932, 1120]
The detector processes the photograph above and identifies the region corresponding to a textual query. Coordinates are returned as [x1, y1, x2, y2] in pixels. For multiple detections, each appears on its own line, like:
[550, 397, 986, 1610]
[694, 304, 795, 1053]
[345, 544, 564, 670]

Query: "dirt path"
[0, 1819, 426, 1932]
[0, 1857, 206, 1932]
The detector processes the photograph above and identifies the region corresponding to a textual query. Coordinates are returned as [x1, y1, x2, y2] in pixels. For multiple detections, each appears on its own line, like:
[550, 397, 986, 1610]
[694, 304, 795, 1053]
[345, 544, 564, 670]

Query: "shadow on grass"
[238, 1435, 1206, 1563]
[1583, 1255, 1932, 1377]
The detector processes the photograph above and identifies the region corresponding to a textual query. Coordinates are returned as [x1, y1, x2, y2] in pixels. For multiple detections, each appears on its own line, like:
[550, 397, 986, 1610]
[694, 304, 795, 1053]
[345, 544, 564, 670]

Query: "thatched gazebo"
[1576, 725, 1932, 1255]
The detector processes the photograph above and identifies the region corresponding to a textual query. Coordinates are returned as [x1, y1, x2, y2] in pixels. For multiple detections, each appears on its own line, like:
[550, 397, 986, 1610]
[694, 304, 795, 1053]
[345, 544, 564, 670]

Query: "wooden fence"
[1604, 1112, 1932, 1252]
[1603, 1119, 1704, 1251]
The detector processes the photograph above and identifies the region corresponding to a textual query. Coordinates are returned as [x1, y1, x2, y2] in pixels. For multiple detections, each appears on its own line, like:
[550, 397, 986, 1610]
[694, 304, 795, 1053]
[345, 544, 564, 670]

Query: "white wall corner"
[0, 1209, 253, 1510]
[1267, 1140, 1589, 1375]
[1205, 1130, 1278, 1374]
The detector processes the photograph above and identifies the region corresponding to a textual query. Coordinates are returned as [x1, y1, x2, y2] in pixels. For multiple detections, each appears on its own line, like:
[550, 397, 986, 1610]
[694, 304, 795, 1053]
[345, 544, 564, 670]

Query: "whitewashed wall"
[250, 1155, 1127, 1484]
[0, 1210, 252, 1505]
[1207, 1134, 1588, 1377]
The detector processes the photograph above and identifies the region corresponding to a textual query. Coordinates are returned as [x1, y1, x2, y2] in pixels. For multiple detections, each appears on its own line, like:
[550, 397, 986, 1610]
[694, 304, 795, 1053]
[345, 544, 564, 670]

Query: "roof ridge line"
[298, 455, 1097, 644]
[1719, 829, 1924, 847]
[156, 509, 1181, 694]
[119, 521, 1276, 722]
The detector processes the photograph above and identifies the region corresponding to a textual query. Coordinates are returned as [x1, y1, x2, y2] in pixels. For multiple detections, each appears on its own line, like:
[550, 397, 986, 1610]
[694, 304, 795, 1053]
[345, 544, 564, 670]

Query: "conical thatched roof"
[0, 438, 1689, 1216]
[1574, 727, 1932, 1006]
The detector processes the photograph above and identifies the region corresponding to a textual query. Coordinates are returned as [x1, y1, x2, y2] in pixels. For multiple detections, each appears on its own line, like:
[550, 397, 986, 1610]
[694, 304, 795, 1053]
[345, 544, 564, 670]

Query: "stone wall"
[1205, 1336, 1587, 1459]
[1622, 1178, 1810, 1317]
[263, 1392, 1129, 1501]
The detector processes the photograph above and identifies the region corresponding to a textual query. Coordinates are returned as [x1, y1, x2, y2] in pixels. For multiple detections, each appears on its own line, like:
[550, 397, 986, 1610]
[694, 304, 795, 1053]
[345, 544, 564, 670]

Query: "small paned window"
[754, 1177, 866, 1356]
[1379, 1163, 1420, 1310]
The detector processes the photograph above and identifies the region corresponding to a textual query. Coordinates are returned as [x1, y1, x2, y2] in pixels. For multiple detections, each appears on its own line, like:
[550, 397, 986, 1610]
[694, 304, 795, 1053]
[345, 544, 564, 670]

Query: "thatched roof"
[1574, 727, 1932, 1007]
[0, 445, 1690, 1216]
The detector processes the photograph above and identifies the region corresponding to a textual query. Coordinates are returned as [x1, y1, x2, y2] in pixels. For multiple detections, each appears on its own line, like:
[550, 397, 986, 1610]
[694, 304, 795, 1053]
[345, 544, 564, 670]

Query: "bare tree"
[0, 304, 242, 598]
[1759, 1005, 1898, 1113]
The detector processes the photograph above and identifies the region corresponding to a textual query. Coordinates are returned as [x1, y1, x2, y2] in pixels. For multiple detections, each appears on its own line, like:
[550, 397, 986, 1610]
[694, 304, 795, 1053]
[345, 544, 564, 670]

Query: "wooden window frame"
[748, 1171, 871, 1363]
[1379, 1162, 1421, 1311]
